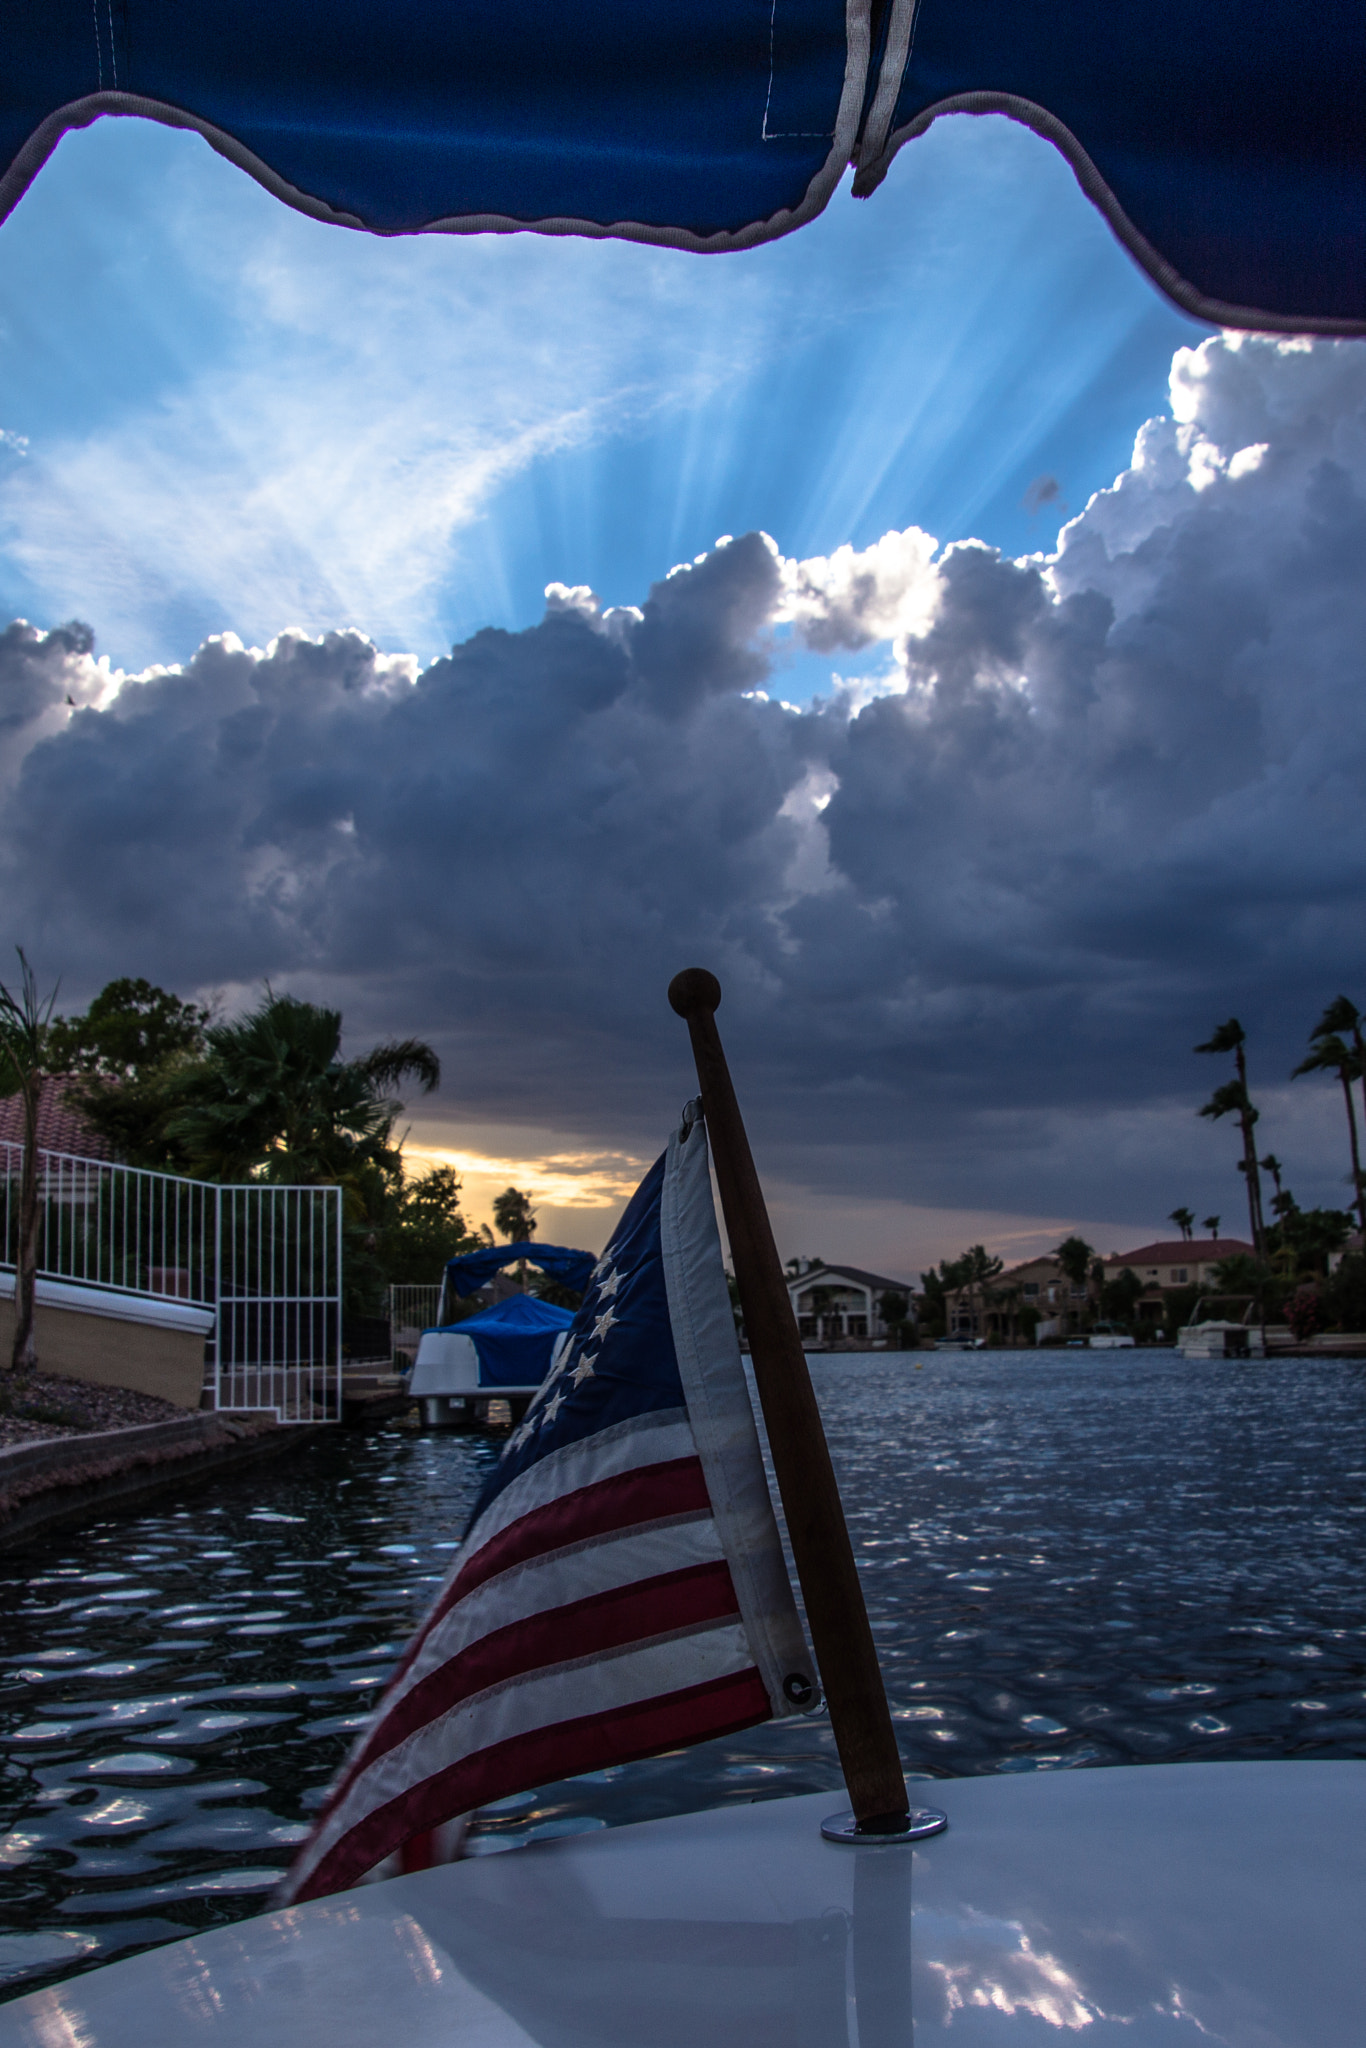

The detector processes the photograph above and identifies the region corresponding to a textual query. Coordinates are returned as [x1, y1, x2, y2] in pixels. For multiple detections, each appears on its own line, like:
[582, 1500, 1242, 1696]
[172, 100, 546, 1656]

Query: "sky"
[3, 108, 1365, 1273]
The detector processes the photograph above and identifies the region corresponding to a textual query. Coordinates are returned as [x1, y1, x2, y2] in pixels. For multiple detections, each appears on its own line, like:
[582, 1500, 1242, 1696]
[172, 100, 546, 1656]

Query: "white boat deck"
[3, 1759, 1362, 2044]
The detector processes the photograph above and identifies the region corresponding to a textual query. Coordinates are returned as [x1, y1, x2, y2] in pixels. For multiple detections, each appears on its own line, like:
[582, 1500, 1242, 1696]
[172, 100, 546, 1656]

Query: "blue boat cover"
[439, 1290, 576, 1389]
[446, 1241, 596, 1298]
[1, 1, 1363, 329]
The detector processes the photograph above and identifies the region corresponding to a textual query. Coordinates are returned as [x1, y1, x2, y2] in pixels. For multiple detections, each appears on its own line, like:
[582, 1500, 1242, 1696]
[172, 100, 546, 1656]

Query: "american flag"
[282, 1099, 814, 1904]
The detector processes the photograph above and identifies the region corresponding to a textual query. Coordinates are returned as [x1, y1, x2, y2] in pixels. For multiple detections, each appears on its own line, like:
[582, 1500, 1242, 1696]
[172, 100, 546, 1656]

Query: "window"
[1172, 1269, 1188, 1284]
[1022, 1283, 1038, 1298]
[849, 1317, 867, 1337]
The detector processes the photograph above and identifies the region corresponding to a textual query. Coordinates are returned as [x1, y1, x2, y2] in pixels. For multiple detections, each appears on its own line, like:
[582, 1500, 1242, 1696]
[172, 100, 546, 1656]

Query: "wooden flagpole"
[668, 968, 910, 1832]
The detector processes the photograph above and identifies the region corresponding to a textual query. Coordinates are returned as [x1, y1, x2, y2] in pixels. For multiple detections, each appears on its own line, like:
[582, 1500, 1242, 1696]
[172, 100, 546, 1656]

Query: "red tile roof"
[0, 1075, 114, 1160]
[1105, 1238, 1253, 1266]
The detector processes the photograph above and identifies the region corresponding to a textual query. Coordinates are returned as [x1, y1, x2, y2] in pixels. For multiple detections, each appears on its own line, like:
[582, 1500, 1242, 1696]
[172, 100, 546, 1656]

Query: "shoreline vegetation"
[7, 963, 1366, 1373]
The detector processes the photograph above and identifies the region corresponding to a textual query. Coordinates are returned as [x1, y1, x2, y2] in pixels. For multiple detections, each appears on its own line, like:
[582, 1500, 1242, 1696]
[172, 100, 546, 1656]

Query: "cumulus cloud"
[4, 333, 1366, 1228]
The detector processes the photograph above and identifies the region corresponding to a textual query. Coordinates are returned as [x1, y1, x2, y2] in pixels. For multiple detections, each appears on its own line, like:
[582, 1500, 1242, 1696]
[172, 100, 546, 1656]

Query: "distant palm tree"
[1168, 1207, 1195, 1242]
[1292, 1027, 1366, 1239]
[1195, 1020, 1266, 1258]
[493, 1188, 537, 1242]
[1053, 1235, 1095, 1330]
[959, 1244, 1003, 1339]
[1201, 1215, 1221, 1237]
[1314, 996, 1366, 1134]
[0, 950, 59, 1375]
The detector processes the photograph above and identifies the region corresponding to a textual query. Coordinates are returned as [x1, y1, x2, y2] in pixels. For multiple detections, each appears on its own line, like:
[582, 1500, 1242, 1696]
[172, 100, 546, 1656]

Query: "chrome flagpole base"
[820, 1806, 948, 1845]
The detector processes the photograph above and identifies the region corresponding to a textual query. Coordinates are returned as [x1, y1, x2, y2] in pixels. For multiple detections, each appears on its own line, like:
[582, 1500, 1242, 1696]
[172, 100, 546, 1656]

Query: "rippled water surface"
[1, 1350, 1364, 2001]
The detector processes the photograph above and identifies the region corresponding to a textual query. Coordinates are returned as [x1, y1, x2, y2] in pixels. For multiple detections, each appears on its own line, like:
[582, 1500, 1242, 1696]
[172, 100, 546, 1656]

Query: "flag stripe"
[305, 1515, 728, 1837]
[459, 1410, 695, 1568]
[293, 1664, 771, 1903]
[353, 1514, 725, 1748]
[429, 1457, 710, 1627]
[293, 1621, 758, 1896]
[347, 1559, 741, 1778]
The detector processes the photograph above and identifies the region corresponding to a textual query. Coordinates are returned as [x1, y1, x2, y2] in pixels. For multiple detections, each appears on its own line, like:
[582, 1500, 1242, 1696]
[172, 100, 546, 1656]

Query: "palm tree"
[1201, 1215, 1221, 1237]
[1291, 1028, 1366, 1239]
[1195, 1020, 1266, 1258]
[1053, 1235, 1094, 1331]
[1168, 1206, 1195, 1241]
[957, 1245, 1003, 1340]
[0, 951, 60, 1375]
[492, 1186, 538, 1289]
[1314, 996, 1366, 1137]
[167, 991, 440, 1190]
[493, 1188, 537, 1242]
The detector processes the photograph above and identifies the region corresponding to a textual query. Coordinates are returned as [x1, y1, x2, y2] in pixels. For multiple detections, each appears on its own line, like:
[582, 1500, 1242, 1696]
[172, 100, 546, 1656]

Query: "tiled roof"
[0, 1075, 114, 1160]
[1105, 1238, 1253, 1265]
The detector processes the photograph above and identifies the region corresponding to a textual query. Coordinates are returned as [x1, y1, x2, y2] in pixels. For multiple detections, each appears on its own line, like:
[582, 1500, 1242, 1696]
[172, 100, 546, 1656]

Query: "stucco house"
[943, 1255, 1088, 1340]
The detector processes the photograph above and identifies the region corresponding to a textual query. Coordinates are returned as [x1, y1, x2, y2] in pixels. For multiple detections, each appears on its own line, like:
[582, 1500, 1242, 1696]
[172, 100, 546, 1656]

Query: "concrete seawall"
[0, 1413, 323, 1550]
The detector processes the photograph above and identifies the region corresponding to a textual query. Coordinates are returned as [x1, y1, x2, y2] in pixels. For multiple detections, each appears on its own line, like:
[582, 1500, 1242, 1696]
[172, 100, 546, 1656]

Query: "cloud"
[4, 333, 1366, 1234]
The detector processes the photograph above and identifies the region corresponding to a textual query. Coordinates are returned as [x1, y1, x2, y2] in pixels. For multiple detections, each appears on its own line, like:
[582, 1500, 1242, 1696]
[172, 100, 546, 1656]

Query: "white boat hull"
[5, 1760, 1362, 2045]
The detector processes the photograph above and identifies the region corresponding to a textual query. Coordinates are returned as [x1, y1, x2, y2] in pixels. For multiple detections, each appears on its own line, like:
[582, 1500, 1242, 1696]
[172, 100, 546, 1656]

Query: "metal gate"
[2, 1144, 342, 1423]
[211, 1183, 343, 1421]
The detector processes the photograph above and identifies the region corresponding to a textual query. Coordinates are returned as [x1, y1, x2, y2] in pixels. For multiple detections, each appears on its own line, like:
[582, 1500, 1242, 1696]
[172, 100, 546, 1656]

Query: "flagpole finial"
[668, 968, 721, 1018]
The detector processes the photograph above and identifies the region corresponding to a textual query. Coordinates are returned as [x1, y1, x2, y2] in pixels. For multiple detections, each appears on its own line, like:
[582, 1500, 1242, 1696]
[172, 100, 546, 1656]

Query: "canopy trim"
[857, 93, 1366, 337]
[0, 1, 875, 253]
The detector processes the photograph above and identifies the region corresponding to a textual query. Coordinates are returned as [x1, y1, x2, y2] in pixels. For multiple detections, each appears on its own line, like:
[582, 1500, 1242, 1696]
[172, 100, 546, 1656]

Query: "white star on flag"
[571, 1353, 598, 1385]
[591, 1307, 618, 1343]
[596, 1267, 622, 1300]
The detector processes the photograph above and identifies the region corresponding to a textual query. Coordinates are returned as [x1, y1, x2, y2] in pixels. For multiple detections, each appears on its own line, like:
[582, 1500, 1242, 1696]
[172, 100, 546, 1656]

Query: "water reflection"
[0, 1351, 1363, 2002]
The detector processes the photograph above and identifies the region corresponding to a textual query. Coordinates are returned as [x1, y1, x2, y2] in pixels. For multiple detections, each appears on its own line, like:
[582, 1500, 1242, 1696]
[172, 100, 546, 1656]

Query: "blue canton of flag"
[283, 1100, 814, 1904]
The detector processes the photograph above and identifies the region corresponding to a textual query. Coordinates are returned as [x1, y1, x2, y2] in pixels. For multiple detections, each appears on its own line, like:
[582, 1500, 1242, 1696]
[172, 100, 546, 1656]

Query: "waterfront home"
[1100, 1237, 1253, 1322]
[943, 1255, 1087, 1342]
[785, 1263, 910, 1344]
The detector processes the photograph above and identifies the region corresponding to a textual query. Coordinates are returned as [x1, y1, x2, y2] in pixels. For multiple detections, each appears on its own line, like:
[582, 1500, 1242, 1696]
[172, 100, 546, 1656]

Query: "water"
[1, 1350, 1364, 2002]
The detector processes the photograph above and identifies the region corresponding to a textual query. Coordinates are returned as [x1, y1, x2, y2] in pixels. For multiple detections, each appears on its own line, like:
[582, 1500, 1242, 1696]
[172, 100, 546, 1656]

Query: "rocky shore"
[0, 1367, 186, 1449]
[0, 1382, 323, 1548]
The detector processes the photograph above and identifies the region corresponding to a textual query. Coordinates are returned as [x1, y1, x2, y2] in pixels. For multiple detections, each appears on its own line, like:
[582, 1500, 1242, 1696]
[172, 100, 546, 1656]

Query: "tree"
[493, 1187, 537, 1242]
[1100, 1265, 1143, 1325]
[1053, 1235, 1095, 1330]
[1201, 1214, 1221, 1237]
[958, 1244, 1004, 1339]
[1313, 996, 1366, 1147]
[0, 951, 60, 1374]
[375, 1164, 484, 1288]
[1195, 1020, 1266, 1258]
[1168, 1206, 1195, 1241]
[47, 979, 211, 1080]
[165, 993, 439, 1188]
[877, 1290, 910, 1345]
[1291, 1023, 1366, 1240]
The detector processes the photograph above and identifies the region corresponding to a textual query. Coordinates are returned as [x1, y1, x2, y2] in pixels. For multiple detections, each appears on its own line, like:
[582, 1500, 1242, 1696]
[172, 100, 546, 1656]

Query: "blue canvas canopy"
[443, 1291, 575, 1389]
[445, 1241, 595, 1299]
[2, 1, 1363, 330]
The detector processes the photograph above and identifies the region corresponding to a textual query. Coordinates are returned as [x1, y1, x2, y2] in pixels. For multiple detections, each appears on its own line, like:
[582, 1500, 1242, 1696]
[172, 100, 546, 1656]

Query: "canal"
[1, 1349, 1364, 2001]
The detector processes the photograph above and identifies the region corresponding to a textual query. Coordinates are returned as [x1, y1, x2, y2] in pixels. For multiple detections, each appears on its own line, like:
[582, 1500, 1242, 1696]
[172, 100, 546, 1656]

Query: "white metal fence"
[389, 1282, 443, 1364]
[1, 1142, 341, 1423]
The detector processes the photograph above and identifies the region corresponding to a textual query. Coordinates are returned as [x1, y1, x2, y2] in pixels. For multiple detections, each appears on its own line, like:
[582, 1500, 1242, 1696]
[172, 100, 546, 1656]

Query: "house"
[1099, 1237, 1253, 1322]
[785, 1263, 911, 1345]
[943, 1255, 1088, 1341]
[1101, 1238, 1252, 1289]
[0, 1074, 113, 1160]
